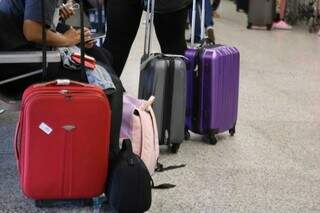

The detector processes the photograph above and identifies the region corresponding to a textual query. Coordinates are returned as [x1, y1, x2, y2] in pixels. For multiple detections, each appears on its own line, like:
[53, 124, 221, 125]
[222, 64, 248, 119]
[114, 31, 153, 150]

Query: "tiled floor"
[1, 0, 320, 212]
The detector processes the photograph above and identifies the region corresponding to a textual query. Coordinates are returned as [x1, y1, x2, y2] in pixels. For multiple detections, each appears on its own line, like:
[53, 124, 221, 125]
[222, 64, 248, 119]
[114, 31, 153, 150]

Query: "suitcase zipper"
[22, 90, 105, 108]
[23, 92, 106, 110]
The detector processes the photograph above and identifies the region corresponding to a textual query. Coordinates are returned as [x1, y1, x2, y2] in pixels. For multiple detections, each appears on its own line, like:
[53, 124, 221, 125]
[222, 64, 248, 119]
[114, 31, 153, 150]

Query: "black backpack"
[106, 139, 152, 213]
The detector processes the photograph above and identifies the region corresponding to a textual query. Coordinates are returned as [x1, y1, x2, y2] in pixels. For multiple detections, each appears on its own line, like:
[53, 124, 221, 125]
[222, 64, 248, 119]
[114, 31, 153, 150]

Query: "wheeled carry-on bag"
[247, 0, 275, 30]
[184, 0, 240, 145]
[138, 0, 187, 153]
[14, 0, 111, 204]
[15, 80, 111, 200]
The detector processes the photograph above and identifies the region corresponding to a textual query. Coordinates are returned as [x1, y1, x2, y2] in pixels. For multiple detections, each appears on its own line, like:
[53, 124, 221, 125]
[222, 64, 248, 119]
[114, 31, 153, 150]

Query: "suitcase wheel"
[170, 143, 181, 154]
[229, 127, 236, 137]
[208, 132, 218, 145]
[184, 130, 191, 141]
[266, 24, 272, 31]
[247, 23, 252, 29]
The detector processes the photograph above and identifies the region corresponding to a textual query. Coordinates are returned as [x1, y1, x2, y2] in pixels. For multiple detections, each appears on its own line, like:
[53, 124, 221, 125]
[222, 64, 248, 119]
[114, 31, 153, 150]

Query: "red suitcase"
[15, 79, 111, 200]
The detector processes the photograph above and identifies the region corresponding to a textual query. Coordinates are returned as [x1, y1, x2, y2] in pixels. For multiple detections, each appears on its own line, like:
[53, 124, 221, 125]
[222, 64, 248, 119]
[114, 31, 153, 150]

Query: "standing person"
[273, 0, 292, 30]
[103, 0, 192, 77]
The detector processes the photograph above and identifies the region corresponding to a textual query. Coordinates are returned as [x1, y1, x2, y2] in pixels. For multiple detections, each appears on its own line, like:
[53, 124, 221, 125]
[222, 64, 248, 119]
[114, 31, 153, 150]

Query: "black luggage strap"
[151, 179, 176, 190]
[155, 162, 186, 173]
[151, 162, 186, 189]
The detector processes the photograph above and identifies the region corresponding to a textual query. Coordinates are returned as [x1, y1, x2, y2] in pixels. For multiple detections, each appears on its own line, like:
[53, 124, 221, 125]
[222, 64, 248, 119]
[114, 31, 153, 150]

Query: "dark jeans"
[85, 46, 124, 161]
[103, 0, 189, 77]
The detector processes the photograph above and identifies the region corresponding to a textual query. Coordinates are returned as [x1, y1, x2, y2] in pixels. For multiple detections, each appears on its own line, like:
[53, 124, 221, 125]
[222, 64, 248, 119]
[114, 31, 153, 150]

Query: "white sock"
[206, 26, 214, 31]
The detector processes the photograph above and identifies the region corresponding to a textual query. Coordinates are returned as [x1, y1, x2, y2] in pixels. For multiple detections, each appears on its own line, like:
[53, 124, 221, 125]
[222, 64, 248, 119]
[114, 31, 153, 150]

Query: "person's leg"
[85, 46, 125, 163]
[193, 0, 214, 43]
[273, 0, 292, 30]
[103, 0, 143, 77]
[211, 0, 221, 18]
[204, 0, 215, 42]
[205, 0, 214, 27]
[212, 0, 221, 11]
[279, 0, 286, 20]
[195, 0, 202, 43]
[154, 7, 189, 55]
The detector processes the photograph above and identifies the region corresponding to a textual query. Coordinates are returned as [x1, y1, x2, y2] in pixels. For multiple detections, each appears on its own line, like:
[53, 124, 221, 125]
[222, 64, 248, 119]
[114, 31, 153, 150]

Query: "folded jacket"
[58, 46, 116, 91]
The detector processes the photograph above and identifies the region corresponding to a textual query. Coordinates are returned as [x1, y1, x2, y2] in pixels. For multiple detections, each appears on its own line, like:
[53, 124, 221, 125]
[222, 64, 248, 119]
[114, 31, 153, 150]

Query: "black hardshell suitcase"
[138, 0, 187, 154]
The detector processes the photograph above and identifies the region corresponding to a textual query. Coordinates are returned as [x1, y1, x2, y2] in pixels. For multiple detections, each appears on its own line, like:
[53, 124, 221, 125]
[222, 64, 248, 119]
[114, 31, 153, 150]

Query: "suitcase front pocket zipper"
[61, 125, 76, 197]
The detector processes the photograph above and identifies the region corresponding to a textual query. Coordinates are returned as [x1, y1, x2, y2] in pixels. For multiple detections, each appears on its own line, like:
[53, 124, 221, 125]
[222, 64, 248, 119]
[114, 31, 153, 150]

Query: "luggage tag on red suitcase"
[39, 122, 53, 135]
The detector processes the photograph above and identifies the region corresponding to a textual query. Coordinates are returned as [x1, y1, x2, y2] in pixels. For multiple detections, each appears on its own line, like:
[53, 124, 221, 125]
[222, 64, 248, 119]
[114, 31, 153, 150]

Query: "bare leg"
[279, 0, 286, 20]
[273, 0, 292, 30]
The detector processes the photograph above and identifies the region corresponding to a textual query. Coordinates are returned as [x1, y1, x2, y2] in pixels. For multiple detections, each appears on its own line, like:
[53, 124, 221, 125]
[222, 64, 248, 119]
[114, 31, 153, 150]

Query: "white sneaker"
[272, 20, 292, 30]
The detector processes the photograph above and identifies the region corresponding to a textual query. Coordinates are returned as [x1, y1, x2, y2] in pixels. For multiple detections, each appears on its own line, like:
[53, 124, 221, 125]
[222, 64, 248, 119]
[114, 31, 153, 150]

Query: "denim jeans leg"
[205, 0, 214, 27]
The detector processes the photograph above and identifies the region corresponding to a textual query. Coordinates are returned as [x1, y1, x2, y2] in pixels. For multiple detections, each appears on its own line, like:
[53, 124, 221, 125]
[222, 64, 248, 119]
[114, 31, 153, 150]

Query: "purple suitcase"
[185, 0, 240, 144]
[184, 45, 240, 144]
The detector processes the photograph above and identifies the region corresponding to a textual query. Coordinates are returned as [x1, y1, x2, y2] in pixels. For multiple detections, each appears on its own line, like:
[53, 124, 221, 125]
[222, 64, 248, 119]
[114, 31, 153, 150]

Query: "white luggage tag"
[39, 122, 53, 135]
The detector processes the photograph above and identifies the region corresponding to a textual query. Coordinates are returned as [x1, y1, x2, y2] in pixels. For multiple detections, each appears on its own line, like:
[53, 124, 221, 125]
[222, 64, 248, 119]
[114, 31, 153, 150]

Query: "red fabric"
[71, 53, 96, 70]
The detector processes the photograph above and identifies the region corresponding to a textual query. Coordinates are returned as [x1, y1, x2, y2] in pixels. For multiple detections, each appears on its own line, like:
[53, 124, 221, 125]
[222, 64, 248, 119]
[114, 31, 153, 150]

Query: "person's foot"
[272, 20, 292, 30]
[206, 27, 215, 43]
[212, 10, 221, 18]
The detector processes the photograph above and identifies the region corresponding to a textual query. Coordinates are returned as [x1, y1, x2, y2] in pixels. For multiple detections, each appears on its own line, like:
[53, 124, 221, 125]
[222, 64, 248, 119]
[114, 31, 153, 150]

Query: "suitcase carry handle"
[140, 53, 189, 70]
[139, 96, 155, 111]
[36, 79, 93, 87]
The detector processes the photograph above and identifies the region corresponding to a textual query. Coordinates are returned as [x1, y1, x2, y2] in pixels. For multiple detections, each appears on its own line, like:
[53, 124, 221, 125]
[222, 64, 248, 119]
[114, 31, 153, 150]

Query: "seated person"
[0, 0, 123, 162]
[0, 0, 95, 90]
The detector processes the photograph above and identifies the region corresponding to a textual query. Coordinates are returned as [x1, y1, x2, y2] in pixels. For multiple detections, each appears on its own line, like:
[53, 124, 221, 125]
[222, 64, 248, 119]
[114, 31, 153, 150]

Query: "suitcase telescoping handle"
[139, 96, 155, 111]
[190, 0, 210, 47]
[41, 0, 47, 79]
[142, 0, 156, 59]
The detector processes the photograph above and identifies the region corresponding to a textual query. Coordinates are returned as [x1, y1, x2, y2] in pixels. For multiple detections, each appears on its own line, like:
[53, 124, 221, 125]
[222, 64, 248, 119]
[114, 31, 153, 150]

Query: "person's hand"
[63, 26, 81, 46]
[59, 3, 75, 20]
[83, 28, 95, 48]
[85, 40, 96, 49]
